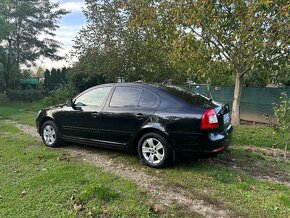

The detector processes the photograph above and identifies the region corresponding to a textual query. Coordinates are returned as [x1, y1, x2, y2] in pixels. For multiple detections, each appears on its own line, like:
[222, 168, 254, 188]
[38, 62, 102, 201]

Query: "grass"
[232, 125, 288, 150]
[0, 101, 49, 126]
[0, 123, 161, 217]
[0, 100, 289, 217]
[111, 149, 290, 217]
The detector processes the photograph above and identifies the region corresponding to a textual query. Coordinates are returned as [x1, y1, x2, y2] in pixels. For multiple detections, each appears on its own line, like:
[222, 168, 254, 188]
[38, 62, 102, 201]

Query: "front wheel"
[41, 121, 61, 147]
[138, 132, 173, 168]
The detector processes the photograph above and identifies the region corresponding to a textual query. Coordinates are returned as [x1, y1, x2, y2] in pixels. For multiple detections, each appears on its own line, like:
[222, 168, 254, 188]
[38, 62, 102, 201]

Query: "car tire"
[41, 121, 61, 147]
[138, 132, 173, 168]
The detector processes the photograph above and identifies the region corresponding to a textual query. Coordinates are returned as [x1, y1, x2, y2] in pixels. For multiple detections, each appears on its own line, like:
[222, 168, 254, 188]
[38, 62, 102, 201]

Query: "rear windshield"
[163, 85, 215, 108]
[163, 85, 195, 99]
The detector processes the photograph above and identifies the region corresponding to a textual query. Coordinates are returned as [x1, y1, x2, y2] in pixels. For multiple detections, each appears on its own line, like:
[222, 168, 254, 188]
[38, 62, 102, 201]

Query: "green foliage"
[6, 89, 43, 102]
[72, 0, 178, 84]
[0, 92, 8, 104]
[43, 67, 68, 90]
[44, 69, 50, 87]
[48, 82, 78, 105]
[70, 72, 106, 92]
[272, 92, 290, 157]
[20, 69, 33, 79]
[0, 0, 68, 88]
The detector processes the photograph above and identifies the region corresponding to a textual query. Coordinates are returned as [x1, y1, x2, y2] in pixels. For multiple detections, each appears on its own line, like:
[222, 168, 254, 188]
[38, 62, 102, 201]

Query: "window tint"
[74, 86, 111, 107]
[110, 87, 142, 107]
[138, 90, 158, 108]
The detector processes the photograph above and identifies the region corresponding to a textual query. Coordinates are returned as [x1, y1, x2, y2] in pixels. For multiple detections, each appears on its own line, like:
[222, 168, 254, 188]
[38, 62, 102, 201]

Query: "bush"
[6, 89, 43, 102]
[48, 82, 78, 105]
[0, 92, 9, 104]
[272, 92, 290, 159]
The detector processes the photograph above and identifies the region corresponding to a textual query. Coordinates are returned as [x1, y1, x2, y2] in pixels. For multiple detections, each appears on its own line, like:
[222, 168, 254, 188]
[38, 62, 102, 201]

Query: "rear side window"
[138, 90, 158, 108]
[110, 87, 142, 107]
[74, 86, 112, 107]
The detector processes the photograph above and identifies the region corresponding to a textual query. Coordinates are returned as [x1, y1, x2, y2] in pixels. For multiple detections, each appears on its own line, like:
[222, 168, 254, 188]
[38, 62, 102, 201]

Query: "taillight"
[201, 109, 219, 129]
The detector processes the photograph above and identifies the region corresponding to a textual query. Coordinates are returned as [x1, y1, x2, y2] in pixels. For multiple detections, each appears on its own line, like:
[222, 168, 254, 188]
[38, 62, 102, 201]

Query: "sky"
[35, 0, 86, 70]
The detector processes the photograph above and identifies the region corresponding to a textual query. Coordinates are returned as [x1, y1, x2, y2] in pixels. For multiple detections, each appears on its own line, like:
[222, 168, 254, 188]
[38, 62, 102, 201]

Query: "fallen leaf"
[251, 186, 259, 192]
[149, 204, 160, 213]
[73, 203, 84, 211]
[269, 187, 277, 192]
[58, 154, 70, 162]
[245, 148, 253, 152]
[102, 209, 109, 215]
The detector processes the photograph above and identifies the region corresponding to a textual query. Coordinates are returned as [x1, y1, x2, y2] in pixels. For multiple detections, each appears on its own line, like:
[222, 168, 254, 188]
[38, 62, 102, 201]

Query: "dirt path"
[14, 122, 235, 218]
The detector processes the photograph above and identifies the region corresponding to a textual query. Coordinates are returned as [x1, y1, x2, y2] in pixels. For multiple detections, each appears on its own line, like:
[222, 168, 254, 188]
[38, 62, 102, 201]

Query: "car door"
[60, 85, 112, 141]
[97, 85, 160, 145]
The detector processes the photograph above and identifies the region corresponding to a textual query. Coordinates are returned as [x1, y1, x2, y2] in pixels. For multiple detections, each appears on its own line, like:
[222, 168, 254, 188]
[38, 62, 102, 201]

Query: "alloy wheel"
[43, 124, 56, 146]
[142, 138, 165, 164]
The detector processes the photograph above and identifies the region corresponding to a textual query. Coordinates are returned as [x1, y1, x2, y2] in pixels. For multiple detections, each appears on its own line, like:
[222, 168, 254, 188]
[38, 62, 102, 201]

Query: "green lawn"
[0, 101, 49, 127]
[111, 149, 290, 217]
[232, 125, 288, 150]
[0, 123, 160, 217]
[0, 101, 289, 217]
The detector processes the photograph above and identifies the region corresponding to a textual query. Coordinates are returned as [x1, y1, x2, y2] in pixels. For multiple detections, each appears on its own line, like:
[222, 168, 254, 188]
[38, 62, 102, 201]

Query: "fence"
[192, 85, 290, 123]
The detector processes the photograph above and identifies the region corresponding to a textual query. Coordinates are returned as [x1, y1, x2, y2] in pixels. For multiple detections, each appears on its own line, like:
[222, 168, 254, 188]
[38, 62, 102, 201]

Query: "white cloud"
[56, 1, 85, 12]
[55, 24, 83, 48]
[30, 1, 86, 71]
[32, 25, 82, 71]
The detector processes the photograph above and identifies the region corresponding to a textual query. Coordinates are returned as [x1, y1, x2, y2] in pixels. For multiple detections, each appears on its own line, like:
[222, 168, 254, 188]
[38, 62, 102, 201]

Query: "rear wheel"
[138, 132, 173, 168]
[41, 121, 61, 147]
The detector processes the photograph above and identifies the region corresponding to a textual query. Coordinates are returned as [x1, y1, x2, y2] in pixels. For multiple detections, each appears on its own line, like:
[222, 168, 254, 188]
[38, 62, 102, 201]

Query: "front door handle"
[136, 113, 145, 120]
[91, 112, 99, 118]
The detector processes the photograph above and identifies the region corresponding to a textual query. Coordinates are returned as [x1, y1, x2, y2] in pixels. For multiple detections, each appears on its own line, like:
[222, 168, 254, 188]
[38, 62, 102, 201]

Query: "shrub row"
[6, 89, 44, 102]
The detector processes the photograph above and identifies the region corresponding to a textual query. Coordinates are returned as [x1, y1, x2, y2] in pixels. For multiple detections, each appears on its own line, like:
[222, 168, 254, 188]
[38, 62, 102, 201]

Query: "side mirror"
[66, 99, 74, 108]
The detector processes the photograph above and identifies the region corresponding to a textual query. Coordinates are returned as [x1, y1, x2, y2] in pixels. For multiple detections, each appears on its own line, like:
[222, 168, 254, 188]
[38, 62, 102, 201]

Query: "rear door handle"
[136, 113, 145, 119]
[91, 112, 99, 118]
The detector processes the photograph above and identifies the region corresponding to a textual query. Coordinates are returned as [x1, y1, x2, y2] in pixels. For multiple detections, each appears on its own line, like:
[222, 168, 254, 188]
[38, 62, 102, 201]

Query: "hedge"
[6, 89, 43, 102]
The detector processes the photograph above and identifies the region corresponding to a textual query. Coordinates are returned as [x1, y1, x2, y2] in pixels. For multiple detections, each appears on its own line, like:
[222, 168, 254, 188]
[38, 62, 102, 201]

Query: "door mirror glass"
[66, 99, 74, 107]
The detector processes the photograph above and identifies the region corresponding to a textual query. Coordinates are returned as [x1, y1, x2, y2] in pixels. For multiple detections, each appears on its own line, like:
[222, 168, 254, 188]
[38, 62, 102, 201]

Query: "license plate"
[223, 113, 230, 123]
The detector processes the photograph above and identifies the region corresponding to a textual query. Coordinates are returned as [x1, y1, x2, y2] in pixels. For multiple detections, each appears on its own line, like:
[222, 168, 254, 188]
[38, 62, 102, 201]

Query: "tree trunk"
[231, 72, 242, 125]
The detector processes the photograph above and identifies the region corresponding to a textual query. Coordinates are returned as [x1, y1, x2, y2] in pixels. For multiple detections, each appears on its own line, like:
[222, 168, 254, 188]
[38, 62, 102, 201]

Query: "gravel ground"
[14, 122, 235, 218]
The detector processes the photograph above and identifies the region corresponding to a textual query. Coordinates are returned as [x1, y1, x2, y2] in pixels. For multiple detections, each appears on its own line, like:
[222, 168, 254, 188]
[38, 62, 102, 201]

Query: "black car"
[36, 83, 233, 168]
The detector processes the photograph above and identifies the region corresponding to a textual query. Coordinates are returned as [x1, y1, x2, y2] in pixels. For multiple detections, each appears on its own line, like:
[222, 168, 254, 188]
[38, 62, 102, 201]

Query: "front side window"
[74, 86, 112, 107]
[110, 87, 142, 107]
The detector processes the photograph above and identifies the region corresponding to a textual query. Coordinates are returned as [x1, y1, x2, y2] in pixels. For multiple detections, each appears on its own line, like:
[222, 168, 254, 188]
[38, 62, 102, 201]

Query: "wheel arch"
[132, 126, 171, 152]
[39, 116, 55, 135]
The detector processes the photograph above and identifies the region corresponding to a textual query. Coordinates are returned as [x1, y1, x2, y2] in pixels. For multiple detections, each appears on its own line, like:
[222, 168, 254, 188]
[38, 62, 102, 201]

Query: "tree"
[21, 69, 33, 79]
[61, 67, 67, 83]
[137, 0, 289, 125]
[192, 1, 289, 125]
[35, 67, 45, 78]
[272, 92, 290, 160]
[50, 68, 57, 84]
[72, 0, 177, 83]
[0, 0, 68, 89]
[44, 69, 50, 88]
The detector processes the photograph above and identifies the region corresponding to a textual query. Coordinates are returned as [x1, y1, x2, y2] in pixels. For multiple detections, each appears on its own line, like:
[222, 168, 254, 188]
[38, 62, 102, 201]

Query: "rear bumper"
[203, 124, 232, 153]
[173, 124, 233, 154]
